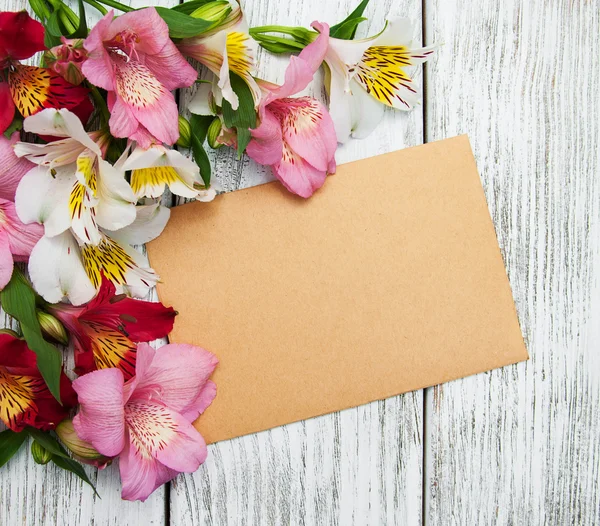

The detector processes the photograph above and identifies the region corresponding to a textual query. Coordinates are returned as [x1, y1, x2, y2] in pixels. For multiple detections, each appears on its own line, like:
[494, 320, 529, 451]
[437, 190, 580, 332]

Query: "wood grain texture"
[424, 0, 600, 524]
[171, 0, 426, 524]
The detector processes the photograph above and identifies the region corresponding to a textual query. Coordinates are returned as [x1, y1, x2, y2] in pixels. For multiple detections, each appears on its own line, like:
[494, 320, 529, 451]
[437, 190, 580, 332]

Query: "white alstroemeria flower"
[14, 109, 136, 245]
[29, 203, 170, 305]
[313, 18, 437, 143]
[178, 0, 262, 109]
[118, 143, 211, 200]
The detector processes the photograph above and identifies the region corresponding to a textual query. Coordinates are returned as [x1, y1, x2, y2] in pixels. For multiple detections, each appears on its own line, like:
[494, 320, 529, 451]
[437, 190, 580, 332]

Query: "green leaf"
[154, 7, 218, 39]
[0, 430, 28, 468]
[221, 72, 257, 157]
[29, 0, 51, 23]
[172, 0, 213, 14]
[3, 114, 23, 139]
[0, 270, 63, 402]
[189, 114, 213, 186]
[68, 0, 88, 39]
[330, 0, 370, 39]
[28, 428, 99, 496]
[251, 34, 305, 55]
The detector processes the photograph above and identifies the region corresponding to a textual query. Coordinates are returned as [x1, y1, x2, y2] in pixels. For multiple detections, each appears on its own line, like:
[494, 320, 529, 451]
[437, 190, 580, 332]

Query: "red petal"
[0, 332, 36, 368]
[0, 11, 46, 62]
[0, 82, 15, 134]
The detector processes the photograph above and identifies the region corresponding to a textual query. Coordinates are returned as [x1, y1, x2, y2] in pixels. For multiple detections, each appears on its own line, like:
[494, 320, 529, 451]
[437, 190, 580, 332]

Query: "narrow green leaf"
[172, 0, 212, 14]
[3, 114, 23, 139]
[0, 429, 28, 468]
[1, 270, 63, 403]
[52, 456, 99, 496]
[46, 10, 64, 37]
[330, 0, 370, 39]
[221, 72, 257, 157]
[189, 114, 213, 186]
[329, 17, 367, 40]
[68, 0, 88, 38]
[154, 7, 218, 39]
[252, 34, 305, 54]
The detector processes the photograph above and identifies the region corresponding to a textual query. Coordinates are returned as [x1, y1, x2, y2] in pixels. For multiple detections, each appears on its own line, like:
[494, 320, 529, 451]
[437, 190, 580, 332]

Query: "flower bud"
[31, 440, 52, 465]
[176, 116, 192, 149]
[207, 117, 223, 149]
[37, 311, 69, 346]
[44, 37, 87, 85]
[56, 420, 110, 468]
[190, 1, 231, 22]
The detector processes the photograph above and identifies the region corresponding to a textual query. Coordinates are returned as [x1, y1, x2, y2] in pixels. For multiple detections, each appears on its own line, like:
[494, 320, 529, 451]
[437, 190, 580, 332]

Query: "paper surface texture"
[147, 135, 528, 444]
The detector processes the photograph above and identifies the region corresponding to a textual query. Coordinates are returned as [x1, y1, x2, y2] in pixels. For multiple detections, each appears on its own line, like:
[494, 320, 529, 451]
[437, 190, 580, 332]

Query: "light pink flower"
[246, 23, 337, 198]
[0, 132, 35, 201]
[82, 9, 197, 148]
[72, 342, 218, 502]
[0, 198, 43, 289]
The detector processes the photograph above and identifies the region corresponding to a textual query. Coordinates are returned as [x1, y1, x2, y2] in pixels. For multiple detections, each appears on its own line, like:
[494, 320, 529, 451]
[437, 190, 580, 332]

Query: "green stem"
[89, 85, 110, 126]
[250, 25, 300, 36]
[82, 0, 108, 15]
[94, 0, 134, 12]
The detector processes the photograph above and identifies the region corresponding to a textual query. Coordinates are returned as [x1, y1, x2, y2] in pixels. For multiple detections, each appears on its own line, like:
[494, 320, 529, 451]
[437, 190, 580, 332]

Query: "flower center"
[107, 30, 140, 61]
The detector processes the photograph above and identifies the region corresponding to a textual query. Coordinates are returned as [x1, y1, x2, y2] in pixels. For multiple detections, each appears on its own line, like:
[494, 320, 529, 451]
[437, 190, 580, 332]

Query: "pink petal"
[0, 199, 43, 260]
[273, 142, 328, 198]
[123, 342, 156, 402]
[0, 132, 35, 201]
[273, 97, 337, 172]
[107, 91, 140, 140]
[247, 108, 284, 166]
[181, 379, 216, 422]
[0, 230, 14, 289]
[130, 343, 218, 417]
[82, 11, 116, 92]
[303, 22, 330, 71]
[109, 8, 169, 57]
[143, 40, 197, 91]
[72, 368, 126, 457]
[119, 434, 161, 502]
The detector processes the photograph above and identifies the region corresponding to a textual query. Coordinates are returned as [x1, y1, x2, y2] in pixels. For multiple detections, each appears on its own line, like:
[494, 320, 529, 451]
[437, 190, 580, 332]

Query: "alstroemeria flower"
[0, 331, 77, 431]
[0, 131, 34, 201]
[44, 37, 88, 86]
[246, 23, 336, 198]
[117, 143, 205, 200]
[73, 342, 218, 501]
[15, 109, 137, 245]
[313, 18, 436, 143]
[82, 8, 197, 148]
[0, 198, 43, 289]
[48, 277, 176, 379]
[0, 11, 90, 134]
[178, 0, 262, 110]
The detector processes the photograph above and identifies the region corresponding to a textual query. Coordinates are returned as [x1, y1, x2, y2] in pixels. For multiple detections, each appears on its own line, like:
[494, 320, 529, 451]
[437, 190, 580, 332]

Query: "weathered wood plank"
[0, 0, 170, 524]
[424, 0, 600, 523]
[170, 0, 425, 524]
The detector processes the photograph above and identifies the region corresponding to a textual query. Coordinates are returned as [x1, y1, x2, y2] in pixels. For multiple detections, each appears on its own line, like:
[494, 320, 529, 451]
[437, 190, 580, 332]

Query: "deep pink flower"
[73, 342, 218, 501]
[82, 9, 197, 147]
[246, 23, 336, 198]
[0, 132, 34, 201]
[0, 198, 43, 289]
[45, 37, 88, 85]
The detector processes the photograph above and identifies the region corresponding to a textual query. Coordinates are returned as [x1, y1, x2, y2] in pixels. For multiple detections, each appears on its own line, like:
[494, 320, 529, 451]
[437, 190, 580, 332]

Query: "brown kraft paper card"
[147, 135, 528, 444]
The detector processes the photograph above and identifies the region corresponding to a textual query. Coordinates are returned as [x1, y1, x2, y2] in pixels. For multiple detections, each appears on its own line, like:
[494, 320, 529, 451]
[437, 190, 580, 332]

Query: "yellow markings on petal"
[69, 182, 88, 221]
[82, 321, 137, 379]
[131, 166, 192, 198]
[8, 65, 53, 117]
[76, 155, 98, 196]
[226, 31, 254, 77]
[355, 46, 416, 107]
[0, 367, 45, 430]
[81, 237, 136, 289]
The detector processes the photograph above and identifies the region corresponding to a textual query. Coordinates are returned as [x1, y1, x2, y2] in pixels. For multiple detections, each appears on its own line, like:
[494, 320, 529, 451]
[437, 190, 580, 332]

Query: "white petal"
[188, 83, 215, 116]
[15, 165, 74, 237]
[326, 61, 354, 144]
[28, 232, 96, 305]
[217, 36, 239, 110]
[105, 203, 171, 245]
[23, 109, 102, 157]
[95, 160, 137, 232]
[368, 18, 414, 48]
[14, 138, 85, 168]
[349, 80, 386, 139]
[121, 145, 167, 171]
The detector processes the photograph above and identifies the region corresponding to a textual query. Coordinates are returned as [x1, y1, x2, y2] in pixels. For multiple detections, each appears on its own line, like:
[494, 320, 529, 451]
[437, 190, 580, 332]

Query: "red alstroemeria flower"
[0, 11, 90, 134]
[0, 331, 77, 431]
[48, 277, 177, 379]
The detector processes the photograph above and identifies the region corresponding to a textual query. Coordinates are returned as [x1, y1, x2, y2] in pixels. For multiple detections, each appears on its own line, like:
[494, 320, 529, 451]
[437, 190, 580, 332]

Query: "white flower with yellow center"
[14, 109, 136, 245]
[178, 0, 262, 110]
[313, 18, 437, 143]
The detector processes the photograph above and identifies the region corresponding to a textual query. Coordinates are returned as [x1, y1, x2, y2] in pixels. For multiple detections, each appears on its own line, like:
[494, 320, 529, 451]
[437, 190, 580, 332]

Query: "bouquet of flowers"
[0, 0, 436, 501]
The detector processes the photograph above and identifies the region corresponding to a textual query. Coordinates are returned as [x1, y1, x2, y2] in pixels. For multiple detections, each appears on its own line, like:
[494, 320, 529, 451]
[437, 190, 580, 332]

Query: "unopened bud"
[207, 117, 223, 149]
[56, 420, 104, 461]
[190, 1, 231, 22]
[37, 311, 68, 346]
[44, 38, 87, 85]
[31, 440, 52, 465]
[176, 116, 192, 149]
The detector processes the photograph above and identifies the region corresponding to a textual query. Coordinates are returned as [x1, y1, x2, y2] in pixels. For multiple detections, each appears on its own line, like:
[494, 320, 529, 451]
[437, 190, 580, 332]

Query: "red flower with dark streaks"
[48, 277, 177, 380]
[0, 331, 76, 431]
[0, 11, 90, 134]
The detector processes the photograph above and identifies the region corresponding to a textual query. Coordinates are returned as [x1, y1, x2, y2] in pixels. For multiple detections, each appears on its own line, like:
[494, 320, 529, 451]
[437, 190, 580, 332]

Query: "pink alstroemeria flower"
[246, 23, 337, 198]
[73, 342, 218, 502]
[0, 132, 35, 201]
[82, 8, 197, 148]
[0, 198, 44, 289]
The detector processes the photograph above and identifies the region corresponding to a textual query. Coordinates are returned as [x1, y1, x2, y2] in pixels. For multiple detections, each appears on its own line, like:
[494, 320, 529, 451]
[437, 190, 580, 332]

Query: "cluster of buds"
[44, 37, 87, 86]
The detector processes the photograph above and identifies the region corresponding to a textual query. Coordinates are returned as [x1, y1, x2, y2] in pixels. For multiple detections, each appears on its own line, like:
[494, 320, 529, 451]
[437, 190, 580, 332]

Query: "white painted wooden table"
[1, 0, 599, 524]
